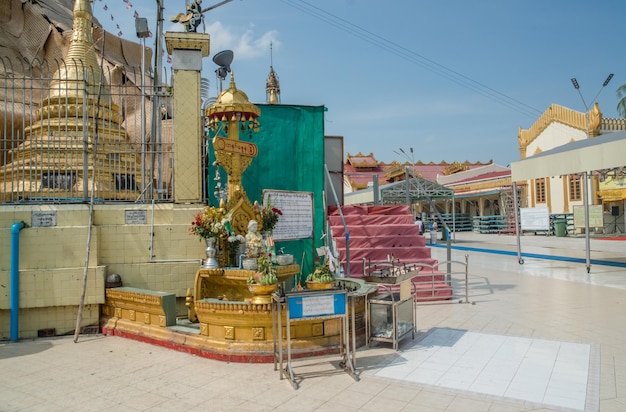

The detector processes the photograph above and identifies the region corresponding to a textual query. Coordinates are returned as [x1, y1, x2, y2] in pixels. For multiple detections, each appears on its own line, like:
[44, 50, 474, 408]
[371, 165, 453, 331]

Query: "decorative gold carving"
[129, 310, 136, 321]
[200, 323, 208, 335]
[252, 327, 265, 340]
[224, 326, 235, 340]
[443, 161, 469, 175]
[186, 288, 197, 323]
[312, 323, 324, 337]
[453, 178, 512, 193]
[114, 307, 122, 318]
[159, 315, 166, 327]
[144, 313, 151, 324]
[517, 103, 602, 158]
[589, 102, 602, 137]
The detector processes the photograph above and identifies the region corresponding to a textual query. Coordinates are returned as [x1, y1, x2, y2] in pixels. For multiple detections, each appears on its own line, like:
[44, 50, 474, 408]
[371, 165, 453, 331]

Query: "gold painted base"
[306, 280, 336, 290]
[247, 283, 278, 304]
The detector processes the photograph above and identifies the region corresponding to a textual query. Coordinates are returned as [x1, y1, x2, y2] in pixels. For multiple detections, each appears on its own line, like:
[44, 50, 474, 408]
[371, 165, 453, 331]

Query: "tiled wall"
[0, 204, 206, 339]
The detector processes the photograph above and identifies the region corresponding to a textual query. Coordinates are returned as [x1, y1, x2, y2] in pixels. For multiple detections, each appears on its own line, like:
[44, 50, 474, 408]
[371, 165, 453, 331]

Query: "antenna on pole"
[213, 50, 233, 92]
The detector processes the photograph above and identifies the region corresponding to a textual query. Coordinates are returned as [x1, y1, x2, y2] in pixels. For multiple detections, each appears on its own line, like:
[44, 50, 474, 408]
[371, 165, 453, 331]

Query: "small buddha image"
[245, 220, 265, 258]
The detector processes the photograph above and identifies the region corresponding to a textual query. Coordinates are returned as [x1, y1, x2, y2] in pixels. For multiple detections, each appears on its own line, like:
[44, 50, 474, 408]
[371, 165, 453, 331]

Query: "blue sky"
[94, 0, 626, 167]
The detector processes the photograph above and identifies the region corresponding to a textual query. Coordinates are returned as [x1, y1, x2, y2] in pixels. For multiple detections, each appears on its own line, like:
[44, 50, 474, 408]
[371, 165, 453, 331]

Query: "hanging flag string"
[97, 0, 170, 62]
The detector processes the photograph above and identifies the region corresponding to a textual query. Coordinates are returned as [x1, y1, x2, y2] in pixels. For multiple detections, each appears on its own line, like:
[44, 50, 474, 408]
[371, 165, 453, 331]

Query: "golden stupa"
[0, 0, 140, 201]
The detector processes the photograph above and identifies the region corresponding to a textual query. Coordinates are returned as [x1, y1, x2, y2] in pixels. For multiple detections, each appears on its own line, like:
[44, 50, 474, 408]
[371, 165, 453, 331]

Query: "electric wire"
[281, 0, 543, 119]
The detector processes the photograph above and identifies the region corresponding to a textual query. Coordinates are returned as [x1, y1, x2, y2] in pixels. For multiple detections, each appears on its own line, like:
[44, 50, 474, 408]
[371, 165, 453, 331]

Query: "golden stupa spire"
[47, 0, 110, 103]
[265, 42, 280, 104]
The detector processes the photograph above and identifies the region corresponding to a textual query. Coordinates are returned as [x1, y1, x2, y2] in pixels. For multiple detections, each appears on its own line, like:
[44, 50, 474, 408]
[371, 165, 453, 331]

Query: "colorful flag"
[167, 56, 172, 64]
[110, 14, 114, 20]
[118, 31, 123, 37]
[103, 5, 108, 10]
[133, 10, 139, 18]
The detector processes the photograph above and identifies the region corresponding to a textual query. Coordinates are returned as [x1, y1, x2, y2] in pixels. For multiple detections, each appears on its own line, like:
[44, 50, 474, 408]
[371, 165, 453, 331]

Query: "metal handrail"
[324, 164, 350, 277]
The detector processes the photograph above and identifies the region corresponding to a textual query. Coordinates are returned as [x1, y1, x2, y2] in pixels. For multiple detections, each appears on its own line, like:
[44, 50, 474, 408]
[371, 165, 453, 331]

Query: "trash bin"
[554, 219, 567, 237]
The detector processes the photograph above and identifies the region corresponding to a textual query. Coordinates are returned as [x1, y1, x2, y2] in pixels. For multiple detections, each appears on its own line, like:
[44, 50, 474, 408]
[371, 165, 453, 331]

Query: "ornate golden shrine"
[205, 73, 262, 235]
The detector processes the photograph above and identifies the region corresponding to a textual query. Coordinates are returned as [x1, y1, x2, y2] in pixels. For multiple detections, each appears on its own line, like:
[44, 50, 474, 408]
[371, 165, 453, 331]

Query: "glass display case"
[366, 285, 415, 350]
[362, 259, 418, 350]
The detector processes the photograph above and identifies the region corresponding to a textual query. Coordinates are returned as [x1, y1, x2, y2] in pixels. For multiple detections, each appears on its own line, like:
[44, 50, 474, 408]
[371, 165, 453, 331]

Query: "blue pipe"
[10, 221, 25, 342]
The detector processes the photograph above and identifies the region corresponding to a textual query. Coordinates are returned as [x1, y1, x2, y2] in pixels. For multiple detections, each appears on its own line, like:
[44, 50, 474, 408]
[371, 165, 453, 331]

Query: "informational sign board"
[31, 211, 57, 227]
[520, 207, 550, 231]
[262, 190, 313, 241]
[286, 291, 346, 320]
[125, 210, 147, 225]
[573, 205, 604, 228]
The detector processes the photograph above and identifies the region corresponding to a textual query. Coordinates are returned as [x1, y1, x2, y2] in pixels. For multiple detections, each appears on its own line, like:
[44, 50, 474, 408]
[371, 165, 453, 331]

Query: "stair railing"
[324, 164, 350, 277]
[403, 166, 455, 279]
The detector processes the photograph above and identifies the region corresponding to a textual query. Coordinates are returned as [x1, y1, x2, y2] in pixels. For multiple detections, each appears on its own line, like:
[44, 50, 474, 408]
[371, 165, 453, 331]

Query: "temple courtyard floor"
[1, 231, 625, 411]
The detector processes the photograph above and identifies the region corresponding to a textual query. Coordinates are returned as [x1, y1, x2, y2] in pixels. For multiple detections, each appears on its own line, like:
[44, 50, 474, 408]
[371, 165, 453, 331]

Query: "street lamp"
[570, 73, 613, 273]
[135, 17, 150, 201]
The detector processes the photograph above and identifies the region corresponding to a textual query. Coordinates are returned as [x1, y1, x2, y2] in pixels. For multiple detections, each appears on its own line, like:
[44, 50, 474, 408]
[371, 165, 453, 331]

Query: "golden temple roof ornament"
[265, 42, 281, 104]
[205, 72, 262, 234]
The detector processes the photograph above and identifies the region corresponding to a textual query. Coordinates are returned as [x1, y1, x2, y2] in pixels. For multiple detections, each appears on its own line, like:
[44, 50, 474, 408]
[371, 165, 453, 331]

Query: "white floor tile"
[373, 328, 593, 411]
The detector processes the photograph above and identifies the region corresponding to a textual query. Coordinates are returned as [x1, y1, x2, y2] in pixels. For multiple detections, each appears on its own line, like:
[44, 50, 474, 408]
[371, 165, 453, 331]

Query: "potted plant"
[246, 254, 278, 303]
[189, 205, 236, 267]
[306, 257, 336, 290]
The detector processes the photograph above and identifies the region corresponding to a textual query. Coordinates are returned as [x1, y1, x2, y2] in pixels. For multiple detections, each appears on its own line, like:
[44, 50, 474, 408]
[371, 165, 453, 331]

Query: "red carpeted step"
[334, 235, 426, 249]
[343, 258, 438, 277]
[328, 204, 412, 216]
[337, 247, 435, 263]
[328, 214, 414, 226]
[330, 224, 421, 238]
[413, 283, 453, 301]
[328, 204, 450, 303]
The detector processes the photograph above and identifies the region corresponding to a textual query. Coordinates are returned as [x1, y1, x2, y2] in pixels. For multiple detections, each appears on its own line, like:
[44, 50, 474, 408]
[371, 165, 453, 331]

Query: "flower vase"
[263, 231, 277, 264]
[203, 237, 220, 269]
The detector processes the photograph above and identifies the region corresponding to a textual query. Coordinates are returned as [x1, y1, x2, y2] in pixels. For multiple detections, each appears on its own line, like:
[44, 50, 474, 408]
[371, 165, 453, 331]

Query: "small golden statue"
[170, 0, 233, 33]
[170, 0, 205, 33]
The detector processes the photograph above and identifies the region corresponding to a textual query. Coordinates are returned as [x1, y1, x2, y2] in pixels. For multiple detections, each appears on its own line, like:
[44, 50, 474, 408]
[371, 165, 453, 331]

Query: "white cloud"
[205, 21, 280, 60]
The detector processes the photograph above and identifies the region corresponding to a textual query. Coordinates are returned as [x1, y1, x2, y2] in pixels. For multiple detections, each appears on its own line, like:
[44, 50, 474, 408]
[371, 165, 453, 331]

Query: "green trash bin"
[554, 219, 567, 237]
[441, 227, 448, 241]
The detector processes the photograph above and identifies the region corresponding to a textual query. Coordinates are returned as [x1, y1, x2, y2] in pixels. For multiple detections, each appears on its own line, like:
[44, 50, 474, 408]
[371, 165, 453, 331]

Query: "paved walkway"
[1, 232, 625, 411]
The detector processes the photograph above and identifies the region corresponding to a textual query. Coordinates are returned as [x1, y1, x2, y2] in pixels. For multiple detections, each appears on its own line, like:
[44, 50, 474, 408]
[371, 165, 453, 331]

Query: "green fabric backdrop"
[208, 104, 327, 279]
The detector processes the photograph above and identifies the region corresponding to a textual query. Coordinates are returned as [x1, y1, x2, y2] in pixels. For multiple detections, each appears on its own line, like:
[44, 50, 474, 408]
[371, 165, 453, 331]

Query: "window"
[535, 178, 546, 203]
[568, 175, 581, 201]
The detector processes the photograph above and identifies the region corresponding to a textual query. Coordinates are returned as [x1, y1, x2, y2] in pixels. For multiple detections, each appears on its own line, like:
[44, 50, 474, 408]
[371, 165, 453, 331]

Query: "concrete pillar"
[165, 32, 210, 203]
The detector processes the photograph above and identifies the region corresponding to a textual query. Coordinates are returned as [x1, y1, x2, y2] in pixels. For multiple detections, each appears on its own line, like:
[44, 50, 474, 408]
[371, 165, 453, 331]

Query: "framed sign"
[262, 190, 313, 241]
[286, 290, 346, 320]
[573, 205, 603, 228]
[520, 207, 550, 231]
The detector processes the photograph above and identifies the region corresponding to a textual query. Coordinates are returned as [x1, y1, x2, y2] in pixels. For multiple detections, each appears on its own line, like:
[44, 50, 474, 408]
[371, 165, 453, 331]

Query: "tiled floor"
[369, 328, 596, 410]
[1, 232, 625, 411]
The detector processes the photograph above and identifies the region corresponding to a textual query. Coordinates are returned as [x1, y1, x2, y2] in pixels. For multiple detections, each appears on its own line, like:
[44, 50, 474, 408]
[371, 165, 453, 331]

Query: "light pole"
[135, 18, 150, 201]
[570, 73, 613, 273]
